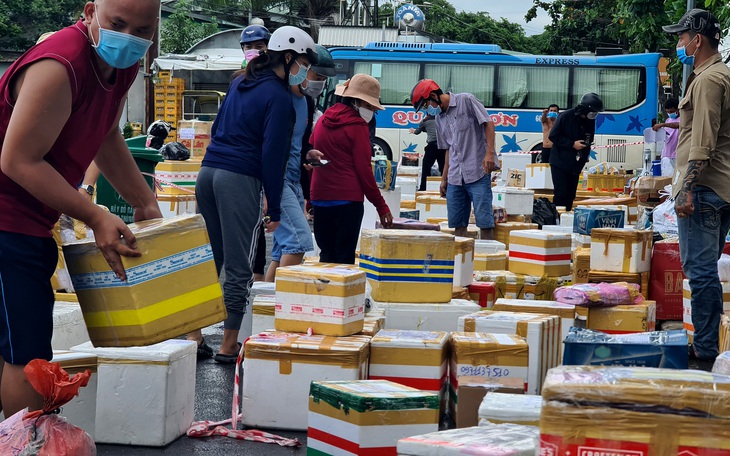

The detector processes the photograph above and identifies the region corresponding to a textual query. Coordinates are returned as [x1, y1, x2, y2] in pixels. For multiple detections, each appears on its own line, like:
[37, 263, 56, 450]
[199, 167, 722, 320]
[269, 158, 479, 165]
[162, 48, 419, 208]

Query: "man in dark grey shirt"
[411, 79, 498, 240]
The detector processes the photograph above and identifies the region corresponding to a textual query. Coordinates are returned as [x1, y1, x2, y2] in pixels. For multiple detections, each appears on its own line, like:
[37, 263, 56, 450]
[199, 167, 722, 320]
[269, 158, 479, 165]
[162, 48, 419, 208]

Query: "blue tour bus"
[326, 42, 661, 171]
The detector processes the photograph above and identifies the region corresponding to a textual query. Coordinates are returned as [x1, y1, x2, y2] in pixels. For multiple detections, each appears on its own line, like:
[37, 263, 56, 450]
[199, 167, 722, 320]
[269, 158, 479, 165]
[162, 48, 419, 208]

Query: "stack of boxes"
[177, 120, 213, 159]
[153, 71, 184, 142]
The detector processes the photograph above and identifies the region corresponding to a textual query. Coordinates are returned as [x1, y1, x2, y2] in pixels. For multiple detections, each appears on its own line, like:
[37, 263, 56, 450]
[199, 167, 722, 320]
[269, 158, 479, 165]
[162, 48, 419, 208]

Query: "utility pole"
[681, 0, 695, 97]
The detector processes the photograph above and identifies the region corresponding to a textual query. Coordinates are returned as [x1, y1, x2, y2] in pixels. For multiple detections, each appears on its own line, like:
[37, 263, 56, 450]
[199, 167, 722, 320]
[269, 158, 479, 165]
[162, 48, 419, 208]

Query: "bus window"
[425, 64, 494, 106]
[497, 66, 570, 109]
[573, 68, 642, 111]
[354, 62, 420, 105]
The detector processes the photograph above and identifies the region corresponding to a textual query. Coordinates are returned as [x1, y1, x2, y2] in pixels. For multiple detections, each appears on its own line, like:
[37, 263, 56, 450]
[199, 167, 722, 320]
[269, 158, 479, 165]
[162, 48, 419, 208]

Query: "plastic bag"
[553, 282, 644, 307]
[718, 254, 730, 282]
[0, 359, 95, 456]
[160, 142, 191, 161]
[651, 185, 678, 236]
[532, 197, 559, 228]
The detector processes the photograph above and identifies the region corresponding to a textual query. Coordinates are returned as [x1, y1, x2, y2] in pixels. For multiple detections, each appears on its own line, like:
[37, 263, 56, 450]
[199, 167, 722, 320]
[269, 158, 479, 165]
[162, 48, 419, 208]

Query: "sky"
[448, 0, 552, 36]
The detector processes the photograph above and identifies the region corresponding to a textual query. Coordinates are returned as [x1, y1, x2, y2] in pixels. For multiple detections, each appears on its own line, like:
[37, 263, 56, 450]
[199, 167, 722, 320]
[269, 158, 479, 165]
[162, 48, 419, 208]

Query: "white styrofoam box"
[52, 350, 98, 440]
[402, 194, 416, 203]
[478, 393, 542, 427]
[454, 237, 475, 288]
[416, 195, 448, 221]
[398, 424, 539, 456]
[458, 311, 561, 395]
[450, 333, 529, 395]
[560, 212, 574, 228]
[541, 225, 573, 235]
[71, 339, 196, 446]
[589, 228, 652, 273]
[426, 176, 441, 192]
[492, 186, 534, 216]
[399, 165, 420, 176]
[242, 332, 370, 431]
[572, 233, 591, 249]
[238, 281, 276, 344]
[396, 176, 418, 197]
[372, 299, 482, 332]
[439, 222, 479, 238]
[303, 232, 321, 259]
[251, 294, 276, 335]
[157, 195, 197, 219]
[500, 153, 533, 175]
[508, 230, 572, 277]
[525, 163, 553, 190]
[713, 351, 730, 375]
[52, 302, 91, 350]
[682, 279, 730, 337]
[361, 187, 402, 248]
[474, 240, 507, 255]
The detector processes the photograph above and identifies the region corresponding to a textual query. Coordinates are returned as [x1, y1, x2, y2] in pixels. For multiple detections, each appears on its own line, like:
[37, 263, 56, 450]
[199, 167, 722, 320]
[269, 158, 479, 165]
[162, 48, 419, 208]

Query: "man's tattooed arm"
[675, 159, 709, 212]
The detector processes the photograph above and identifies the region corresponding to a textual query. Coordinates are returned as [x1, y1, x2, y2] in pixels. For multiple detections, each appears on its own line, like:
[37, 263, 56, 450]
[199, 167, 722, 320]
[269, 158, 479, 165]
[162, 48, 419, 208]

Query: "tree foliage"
[0, 0, 86, 51]
[161, 0, 220, 54]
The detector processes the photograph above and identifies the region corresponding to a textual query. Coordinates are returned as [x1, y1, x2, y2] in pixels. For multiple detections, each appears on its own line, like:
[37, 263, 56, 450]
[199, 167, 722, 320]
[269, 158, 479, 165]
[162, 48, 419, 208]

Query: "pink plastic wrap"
[0, 359, 95, 456]
[553, 282, 644, 307]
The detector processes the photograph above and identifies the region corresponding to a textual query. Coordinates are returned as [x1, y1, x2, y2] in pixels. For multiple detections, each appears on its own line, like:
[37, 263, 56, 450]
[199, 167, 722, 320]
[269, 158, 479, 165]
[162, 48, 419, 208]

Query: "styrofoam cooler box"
[469, 282, 497, 308]
[474, 251, 508, 272]
[573, 233, 591, 249]
[238, 281, 275, 344]
[449, 332, 529, 405]
[525, 163, 553, 190]
[492, 187, 535, 216]
[52, 301, 91, 350]
[308, 380, 439, 455]
[458, 311, 561, 395]
[590, 228, 652, 273]
[454, 237, 475, 287]
[361, 186, 402, 239]
[541, 225, 573, 235]
[683, 279, 730, 339]
[508, 230, 571, 277]
[426, 176, 442, 192]
[399, 165, 420, 176]
[71, 339, 196, 446]
[416, 195, 448, 221]
[359, 313, 385, 336]
[52, 350, 98, 440]
[396, 176, 418, 197]
[560, 212, 574, 228]
[251, 294, 275, 335]
[157, 195, 197, 219]
[398, 425, 539, 456]
[371, 299, 481, 332]
[478, 392, 542, 427]
[275, 263, 366, 336]
[440, 222, 479, 238]
[500, 153, 532, 176]
[242, 332, 370, 430]
[475, 240, 507, 255]
[369, 330, 450, 416]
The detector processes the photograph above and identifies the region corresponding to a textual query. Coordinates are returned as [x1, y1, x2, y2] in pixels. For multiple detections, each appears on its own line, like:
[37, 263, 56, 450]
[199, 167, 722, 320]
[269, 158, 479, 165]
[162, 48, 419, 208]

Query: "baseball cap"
[662, 8, 721, 40]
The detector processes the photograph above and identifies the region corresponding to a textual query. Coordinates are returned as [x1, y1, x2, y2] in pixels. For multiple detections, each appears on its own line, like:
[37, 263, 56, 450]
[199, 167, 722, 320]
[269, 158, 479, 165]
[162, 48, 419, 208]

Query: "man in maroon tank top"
[0, 0, 162, 418]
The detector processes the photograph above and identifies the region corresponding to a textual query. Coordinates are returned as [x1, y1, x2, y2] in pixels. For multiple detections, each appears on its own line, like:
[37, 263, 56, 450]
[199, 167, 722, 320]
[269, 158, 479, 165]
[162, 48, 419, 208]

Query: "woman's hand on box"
[88, 210, 141, 281]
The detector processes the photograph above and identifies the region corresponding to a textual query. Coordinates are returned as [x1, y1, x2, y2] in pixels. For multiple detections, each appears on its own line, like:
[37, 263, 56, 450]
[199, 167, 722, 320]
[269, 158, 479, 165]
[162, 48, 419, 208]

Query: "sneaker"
[196, 338, 214, 360]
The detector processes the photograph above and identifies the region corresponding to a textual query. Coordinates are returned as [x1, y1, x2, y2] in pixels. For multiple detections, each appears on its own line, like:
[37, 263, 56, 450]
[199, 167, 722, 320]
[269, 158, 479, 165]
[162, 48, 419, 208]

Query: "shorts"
[0, 231, 57, 365]
[272, 180, 314, 262]
[446, 174, 495, 229]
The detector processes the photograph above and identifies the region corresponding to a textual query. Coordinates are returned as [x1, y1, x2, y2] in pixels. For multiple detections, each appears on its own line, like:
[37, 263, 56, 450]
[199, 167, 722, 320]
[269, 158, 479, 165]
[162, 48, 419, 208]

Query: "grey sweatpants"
[196, 167, 262, 331]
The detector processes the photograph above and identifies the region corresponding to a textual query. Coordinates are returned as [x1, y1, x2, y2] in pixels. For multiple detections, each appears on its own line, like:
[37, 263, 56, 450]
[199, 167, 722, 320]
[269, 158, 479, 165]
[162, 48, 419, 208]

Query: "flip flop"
[196, 338, 214, 360]
[214, 342, 243, 364]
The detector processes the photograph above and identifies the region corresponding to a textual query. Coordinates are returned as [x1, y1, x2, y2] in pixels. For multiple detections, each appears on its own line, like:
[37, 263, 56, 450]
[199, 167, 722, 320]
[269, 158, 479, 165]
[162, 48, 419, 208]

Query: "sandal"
[196, 338, 214, 360]
[214, 342, 243, 364]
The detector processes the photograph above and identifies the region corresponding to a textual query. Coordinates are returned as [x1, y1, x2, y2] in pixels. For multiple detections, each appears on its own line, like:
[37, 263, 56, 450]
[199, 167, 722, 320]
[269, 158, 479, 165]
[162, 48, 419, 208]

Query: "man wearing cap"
[663, 8, 730, 365]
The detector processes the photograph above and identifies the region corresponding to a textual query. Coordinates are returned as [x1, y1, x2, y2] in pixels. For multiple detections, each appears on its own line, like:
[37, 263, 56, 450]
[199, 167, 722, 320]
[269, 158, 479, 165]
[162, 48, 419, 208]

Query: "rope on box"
[141, 172, 197, 195]
[514, 140, 647, 154]
[186, 339, 302, 447]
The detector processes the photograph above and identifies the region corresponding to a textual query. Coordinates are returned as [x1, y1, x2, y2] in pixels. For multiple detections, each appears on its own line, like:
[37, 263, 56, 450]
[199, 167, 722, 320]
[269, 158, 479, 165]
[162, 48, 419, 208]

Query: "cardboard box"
[63, 214, 226, 347]
[573, 207, 625, 235]
[634, 175, 672, 206]
[360, 229, 455, 303]
[439, 223, 479, 239]
[585, 172, 625, 193]
[399, 209, 420, 220]
[562, 327, 688, 369]
[450, 333, 529, 423]
[468, 281, 496, 308]
[369, 330, 449, 416]
[453, 237, 475, 287]
[650, 240, 685, 320]
[495, 222, 538, 249]
[242, 332, 370, 431]
[358, 313, 385, 337]
[457, 311, 561, 395]
[473, 251, 508, 272]
[572, 247, 590, 284]
[157, 194, 197, 219]
[398, 424, 539, 455]
[590, 228, 652, 273]
[508, 229, 571, 277]
[155, 159, 201, 196]
[251, 294, 275, 335]
[478, 392, 542, 427]
[177, 120, 212, 158]
[71, 339, 196, 446]
[586, 301, 656, 334]
[492, 187, 534, 215]
[52, 302, 91, 350]
[308, 380, 439, 455]
[275, 263, 366, 336]
[506, 168, 526, 188]
[416, 195, 448, 221]
[473, 270, 570, 301]
[587, 270, 650, 299]
[52, 350, 98, 440]
[525, 163, 553, 190]
[682, 278, 730, 338]
[55, 291, 79, 302]
[371, 299, 481, 332]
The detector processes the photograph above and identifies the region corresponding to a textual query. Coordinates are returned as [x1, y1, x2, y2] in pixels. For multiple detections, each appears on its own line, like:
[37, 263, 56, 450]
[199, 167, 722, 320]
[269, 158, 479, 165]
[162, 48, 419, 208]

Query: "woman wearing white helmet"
[189, 26, 317, 363]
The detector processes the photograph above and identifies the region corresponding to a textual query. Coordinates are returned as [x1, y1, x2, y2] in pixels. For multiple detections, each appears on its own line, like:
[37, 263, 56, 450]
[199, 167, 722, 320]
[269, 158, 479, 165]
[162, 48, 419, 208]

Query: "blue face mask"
[676, 36, 697, 66]
[289, 60, 309, 86]
[426, 104, 441, 116]
[92, 8, 153, 69]
[668, 113, 678, 119]
[547, 111, 558, 119]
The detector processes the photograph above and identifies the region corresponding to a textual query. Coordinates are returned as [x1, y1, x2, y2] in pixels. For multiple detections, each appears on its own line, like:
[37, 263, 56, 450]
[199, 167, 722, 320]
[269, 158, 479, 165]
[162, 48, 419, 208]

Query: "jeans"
[446, 174, 494, 229]
[678, 186, 730, 359]
[271, 180, 314, 262]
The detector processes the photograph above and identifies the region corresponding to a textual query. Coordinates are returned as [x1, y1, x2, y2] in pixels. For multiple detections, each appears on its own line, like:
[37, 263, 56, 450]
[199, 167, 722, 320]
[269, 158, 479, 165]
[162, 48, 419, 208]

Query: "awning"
[153, 48, 243, 71]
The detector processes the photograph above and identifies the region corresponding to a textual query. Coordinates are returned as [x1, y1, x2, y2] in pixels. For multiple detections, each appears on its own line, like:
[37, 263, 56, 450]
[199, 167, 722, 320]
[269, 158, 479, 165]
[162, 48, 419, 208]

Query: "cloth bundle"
[553, 282, 643, 307]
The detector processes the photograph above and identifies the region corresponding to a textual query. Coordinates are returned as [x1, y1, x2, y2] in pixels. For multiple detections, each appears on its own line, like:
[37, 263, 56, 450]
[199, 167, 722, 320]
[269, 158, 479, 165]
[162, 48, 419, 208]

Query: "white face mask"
[358, 106, 374, 123]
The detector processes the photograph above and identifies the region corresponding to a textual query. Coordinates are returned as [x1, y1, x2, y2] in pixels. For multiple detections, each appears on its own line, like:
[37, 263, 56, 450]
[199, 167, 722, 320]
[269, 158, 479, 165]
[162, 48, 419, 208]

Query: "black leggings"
[550, 165, 581, 211]
[253, 225, 266, 275]
[419, 142, 446, 191]
[313, 202, 364, 265]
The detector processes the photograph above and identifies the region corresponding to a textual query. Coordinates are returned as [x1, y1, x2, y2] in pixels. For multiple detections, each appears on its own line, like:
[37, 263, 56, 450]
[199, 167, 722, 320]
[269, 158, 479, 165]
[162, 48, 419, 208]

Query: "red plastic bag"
[0, 359, 95, 456]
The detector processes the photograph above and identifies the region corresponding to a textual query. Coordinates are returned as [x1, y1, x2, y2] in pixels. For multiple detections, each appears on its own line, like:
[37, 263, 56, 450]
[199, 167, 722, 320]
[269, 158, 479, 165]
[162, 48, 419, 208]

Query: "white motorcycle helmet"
[267, 26, 318, 64]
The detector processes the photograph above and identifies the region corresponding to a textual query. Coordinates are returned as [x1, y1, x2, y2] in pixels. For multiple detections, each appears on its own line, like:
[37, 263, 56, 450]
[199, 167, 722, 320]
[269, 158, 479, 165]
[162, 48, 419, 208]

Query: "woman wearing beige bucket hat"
[307, 74, 393, 264]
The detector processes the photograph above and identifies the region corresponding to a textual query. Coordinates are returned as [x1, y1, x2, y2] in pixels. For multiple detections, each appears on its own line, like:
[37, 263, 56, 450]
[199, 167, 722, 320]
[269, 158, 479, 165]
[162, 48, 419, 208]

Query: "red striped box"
[508, 230, 571, 277]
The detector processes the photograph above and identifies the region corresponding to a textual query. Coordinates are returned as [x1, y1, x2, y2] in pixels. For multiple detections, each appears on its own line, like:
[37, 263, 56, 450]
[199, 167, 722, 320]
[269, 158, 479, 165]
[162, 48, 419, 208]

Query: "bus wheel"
[530, 144, 543, 164]
[372, 138, 393, 161]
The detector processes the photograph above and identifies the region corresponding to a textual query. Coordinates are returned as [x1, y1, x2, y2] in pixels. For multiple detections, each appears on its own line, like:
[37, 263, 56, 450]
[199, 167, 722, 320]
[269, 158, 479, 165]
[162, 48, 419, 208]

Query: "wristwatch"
[80, 184, 95, 196]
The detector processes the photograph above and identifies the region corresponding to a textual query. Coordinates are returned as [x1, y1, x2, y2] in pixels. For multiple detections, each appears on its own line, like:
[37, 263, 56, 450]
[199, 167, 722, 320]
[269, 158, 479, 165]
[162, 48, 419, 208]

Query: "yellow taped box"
[474, 270, 571, 301]
[358, 314, 385, 337]
[155, 159, 201, 196]
[507, 229, 571, 277]
[588, 270, 650, 299]
[572, 248, 590, 284]
[474, 251, 508, 272]
[586, 301, 656, 334]
[590, 228, 652, 273]
[495, 222, 538, 249]
[274, 263, 366, 336]
[62, 214, 226, 347]
[359, 229, 455, 303]
[177, 120, 212, 158]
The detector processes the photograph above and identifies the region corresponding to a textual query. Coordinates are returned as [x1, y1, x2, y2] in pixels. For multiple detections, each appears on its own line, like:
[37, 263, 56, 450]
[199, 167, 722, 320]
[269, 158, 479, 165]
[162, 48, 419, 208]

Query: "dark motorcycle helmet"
[578, 92, 604, 112]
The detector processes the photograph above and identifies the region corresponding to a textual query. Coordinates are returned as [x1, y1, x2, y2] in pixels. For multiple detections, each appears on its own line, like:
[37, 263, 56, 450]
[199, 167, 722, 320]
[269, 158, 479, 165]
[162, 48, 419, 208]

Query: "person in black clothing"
[410, 115, 446, 191]
[548, 93, 603, 211]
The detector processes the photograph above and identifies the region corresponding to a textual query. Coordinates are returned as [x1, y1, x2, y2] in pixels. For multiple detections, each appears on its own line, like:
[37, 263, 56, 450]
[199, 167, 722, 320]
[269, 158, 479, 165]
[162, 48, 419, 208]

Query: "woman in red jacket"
[307, 74, 393, 264]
